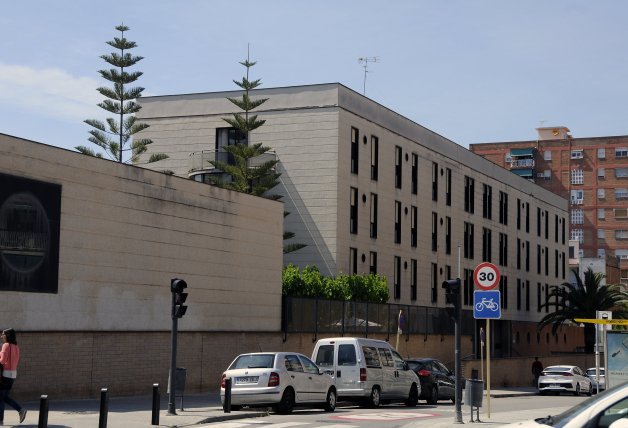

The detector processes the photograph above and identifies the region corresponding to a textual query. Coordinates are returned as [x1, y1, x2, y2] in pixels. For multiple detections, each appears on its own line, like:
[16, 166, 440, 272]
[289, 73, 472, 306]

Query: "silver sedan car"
[538, 365, 593, 396]
[220, 352, 337, 414]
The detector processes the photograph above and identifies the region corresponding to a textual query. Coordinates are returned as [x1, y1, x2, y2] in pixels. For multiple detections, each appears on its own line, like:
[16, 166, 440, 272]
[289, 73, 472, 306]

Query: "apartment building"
[137, 83, 568, 328]
[470, 126, 628, 285]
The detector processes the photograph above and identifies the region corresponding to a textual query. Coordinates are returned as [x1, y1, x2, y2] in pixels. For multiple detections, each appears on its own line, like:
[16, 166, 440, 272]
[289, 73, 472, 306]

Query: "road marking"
[333, 411, 438, 421]
[197, 423, 357, 428]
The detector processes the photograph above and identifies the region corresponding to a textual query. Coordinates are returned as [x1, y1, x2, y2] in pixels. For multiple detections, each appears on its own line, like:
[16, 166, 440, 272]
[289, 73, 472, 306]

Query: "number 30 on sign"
[473, 262, 500, 290]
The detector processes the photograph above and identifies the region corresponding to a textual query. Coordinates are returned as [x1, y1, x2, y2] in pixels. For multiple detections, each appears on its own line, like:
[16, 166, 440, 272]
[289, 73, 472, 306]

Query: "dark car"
[406, 358, 455, 404]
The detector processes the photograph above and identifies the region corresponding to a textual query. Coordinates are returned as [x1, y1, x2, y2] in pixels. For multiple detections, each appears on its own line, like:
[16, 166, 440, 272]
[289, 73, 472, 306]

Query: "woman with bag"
[0, 329, 26, 425]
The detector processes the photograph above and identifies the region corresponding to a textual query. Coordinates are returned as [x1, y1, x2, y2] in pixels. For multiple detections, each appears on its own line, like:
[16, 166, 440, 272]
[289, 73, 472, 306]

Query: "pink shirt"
[0, 343, 19, 378]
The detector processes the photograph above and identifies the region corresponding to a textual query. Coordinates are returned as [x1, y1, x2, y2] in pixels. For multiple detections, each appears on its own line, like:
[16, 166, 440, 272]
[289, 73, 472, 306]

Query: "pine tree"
[77, 24, 167, 164]
[210, 54, 305, 254]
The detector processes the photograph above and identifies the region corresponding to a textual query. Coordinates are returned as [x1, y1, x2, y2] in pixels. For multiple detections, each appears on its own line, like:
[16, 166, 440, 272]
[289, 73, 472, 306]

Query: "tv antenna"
[358, 56, 380, 95]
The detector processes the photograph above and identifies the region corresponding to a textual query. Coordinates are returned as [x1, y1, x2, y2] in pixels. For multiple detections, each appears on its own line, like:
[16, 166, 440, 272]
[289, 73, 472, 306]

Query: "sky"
[2, 1, 628, 152]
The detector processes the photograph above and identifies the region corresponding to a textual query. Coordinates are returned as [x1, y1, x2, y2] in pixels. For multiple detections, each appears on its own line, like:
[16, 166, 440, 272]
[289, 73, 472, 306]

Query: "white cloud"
[0, 63, 103, 122]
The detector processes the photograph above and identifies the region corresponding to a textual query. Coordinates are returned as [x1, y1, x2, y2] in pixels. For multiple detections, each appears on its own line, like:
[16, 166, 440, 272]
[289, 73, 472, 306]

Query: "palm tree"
[539, 267, 628, 353]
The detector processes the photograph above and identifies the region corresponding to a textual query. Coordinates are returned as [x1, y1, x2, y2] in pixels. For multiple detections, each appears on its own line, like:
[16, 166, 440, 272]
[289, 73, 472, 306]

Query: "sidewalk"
[12, 387, 538, 427]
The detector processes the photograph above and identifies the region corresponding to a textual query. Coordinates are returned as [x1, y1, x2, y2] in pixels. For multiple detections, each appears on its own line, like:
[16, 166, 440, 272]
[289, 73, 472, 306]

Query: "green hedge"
[282, 264, 389, 303]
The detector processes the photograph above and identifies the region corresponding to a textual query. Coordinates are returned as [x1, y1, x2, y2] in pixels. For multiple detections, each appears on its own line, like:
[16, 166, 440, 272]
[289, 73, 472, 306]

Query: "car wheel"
[368, 386, 381, 408]
[405, 384, 419, 407]
[274, 388, 295, 414]
[427, 385, 438, 405]
[574, 384, 580, 396]
[324, 388, 337, 412]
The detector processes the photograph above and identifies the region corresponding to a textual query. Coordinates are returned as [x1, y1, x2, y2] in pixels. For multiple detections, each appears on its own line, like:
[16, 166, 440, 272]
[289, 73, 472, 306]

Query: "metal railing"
[188, 150, 277, 175]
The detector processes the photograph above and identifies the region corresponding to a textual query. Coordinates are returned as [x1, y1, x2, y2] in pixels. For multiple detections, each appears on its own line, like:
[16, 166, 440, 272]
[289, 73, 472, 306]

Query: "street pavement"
[10, 387, 539, 427]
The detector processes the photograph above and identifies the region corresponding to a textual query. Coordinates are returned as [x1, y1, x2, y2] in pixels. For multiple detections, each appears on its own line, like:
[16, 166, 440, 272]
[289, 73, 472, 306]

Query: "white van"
[312, 337, 420, 407]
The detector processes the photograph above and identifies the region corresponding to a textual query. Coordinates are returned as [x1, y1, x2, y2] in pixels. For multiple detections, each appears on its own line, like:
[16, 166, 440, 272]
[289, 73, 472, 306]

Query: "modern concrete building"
[470, 127, 628, 286]
[137, 83, 570, 343]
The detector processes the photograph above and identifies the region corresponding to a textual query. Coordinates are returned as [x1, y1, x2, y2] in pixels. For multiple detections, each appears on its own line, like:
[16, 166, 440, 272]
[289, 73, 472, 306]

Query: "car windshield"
[541, 382, 627, 427]
[230, 354, 275, 369]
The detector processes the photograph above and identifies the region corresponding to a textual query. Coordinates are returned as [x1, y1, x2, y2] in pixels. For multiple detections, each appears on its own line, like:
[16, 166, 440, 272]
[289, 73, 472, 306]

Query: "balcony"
[508, 158, 535, 168]
[188, 149, 277, 180]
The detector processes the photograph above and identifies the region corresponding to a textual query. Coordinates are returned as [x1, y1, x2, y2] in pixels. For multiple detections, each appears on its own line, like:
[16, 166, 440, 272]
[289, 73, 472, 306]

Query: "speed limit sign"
[474, 262, 500, 290]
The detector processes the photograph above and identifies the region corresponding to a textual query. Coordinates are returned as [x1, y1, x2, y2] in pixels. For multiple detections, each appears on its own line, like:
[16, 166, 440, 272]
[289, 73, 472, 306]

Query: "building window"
[516, 238, 521, 269]
[500, 276, 508, 309]
[395, 146, 402, 189]
[571, 229, 584, 243]
[445, 216, 451, 255]
[570, 190, 584, 205]
[598, 148, 606, 159]
[349, 247, 357, 274]
[537, 283, 542, 313]
[482, 227, 492, 262]
[411, 153, 418, 195]
[410, 259, 417, 301]
[598, 249, 606, 258]
[598, 188, 606, 199]
[616, 188, 628, 199]
[571, 209, 584, 224]
[616, 167, 628, 178]
[351, 127, 359, 174]
[517, 199, 521, 230]
[370, 193, 378, 238]
[499, 191, 508, 225]
[526, 241, 531, 272]
[537, 244, 542, 274]
[394, 201, 402, 244]
[216, 127, 247, 151]
[555, 215, 559, 243]
[598, 168, 605, 178]
[499, 233, 508, 266]
[544, 245, 549, 276]
[370, 135, 378, 181]
[464, 222, 474, 259]
[545, 210, 549, 239]
[526, 280, 530, 311]
[544, 150, 552, 161]
[616, 208, 628, 219]
[464, 176, 475, 214]
[483, 184, 492, 219]
[350, 187, 358, 234]
[410, 205, 417, 247]
[431, 262, 438, 303]
[463, 268, 473, 306]
[571, 150, 583, 159]
[445, 167, 452, 206]
[516, 279, 522, 311]
[616, 147, 628, 158]
[598, 229, 605, 239]
[432, 212, 438, 252]
[394, 256, 401, 299]
[432, 162, 439, 202]
[571, 169, 584, 185]
[562, 219, 566, 245]
[525, 202, 530, 233]
[537, 207, 541, 237]
[555, 249, 560, 277]
[369, 251, 377, 274]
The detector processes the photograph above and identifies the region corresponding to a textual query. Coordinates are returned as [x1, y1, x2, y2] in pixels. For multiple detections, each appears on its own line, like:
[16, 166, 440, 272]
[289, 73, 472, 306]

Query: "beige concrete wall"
[0, 134, 283, 332]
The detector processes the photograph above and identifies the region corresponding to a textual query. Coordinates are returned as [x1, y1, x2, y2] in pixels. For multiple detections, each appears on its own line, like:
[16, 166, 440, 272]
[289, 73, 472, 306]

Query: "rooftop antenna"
[358, 56, 380, 95]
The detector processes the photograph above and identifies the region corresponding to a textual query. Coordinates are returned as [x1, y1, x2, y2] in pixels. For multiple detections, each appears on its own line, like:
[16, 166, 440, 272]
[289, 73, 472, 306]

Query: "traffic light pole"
[454, 291, 463, 424]
[168, 292, 178, 415]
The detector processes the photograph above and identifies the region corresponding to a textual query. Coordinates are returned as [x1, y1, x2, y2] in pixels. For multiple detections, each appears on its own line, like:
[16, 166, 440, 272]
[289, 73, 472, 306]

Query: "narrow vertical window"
[499, 233, 508, 266]
[394, 201, 402, 244]
[525, 280, 530, 311]
[544, 246, 549, 276]
[432, 212, 438, 252]
[410, 205, 417, 247]
[370, 135, 378, 181]
[463, 268, 472, 306]
[525, 240, 530, 272]
[464, 176, 475, 213]
[537, 207, 542, 237]
[545, 210, 549, 240]
[395, 146, 402, 189]
[537, 244, 541, 274]
[483, 184, 492, 219]
[500, 276, 508, 309]
[516, 238, 521, 269]
[561, 218, 565, 245]
[537, 283, 542, 313]
[445, 167, 452, 206]
[482, 227, 492, 262]
[445, 216, 451, 255]
[369, 251, 377, 274]
[370, 193, 378, 238]
[562, 252, 566, 279]
[431, 262, 438, 303]
[516, 278, 522, 310]
[554, 215, 559, 243]
[464, 222, 474, 259]
[432, 162, 439, 202]
[350, 187, 358, 234]
[525, 203, 530, 233]
[394, 256, 401, 299]
[411, 153, 418, 194]
[545, 283, 549, 313]
[499, 191, 508, 225]
[411, 259, 417, 301]
[349, 247, 357, 274]
[351, 127, 359, 174]
[516, 198, 521, 230]
[554, 249, 559, 278]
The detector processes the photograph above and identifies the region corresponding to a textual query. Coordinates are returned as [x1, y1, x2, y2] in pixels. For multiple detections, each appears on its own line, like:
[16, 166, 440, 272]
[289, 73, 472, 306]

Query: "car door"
[392, 349, 416, 398]
[284, 354, 309, 403]
[377, 347, 397, 398]
[434, 360, 455, 399]
[298, 355, 328, 403]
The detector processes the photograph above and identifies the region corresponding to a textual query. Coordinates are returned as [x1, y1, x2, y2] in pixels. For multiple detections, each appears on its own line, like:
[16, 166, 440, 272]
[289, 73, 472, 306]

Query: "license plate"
[236, 376, 259, 384]
[550, 384, 560, 388]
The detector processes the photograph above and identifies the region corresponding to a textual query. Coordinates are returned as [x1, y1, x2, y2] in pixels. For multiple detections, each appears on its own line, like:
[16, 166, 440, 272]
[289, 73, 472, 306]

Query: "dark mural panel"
[0, 173, 61, 293]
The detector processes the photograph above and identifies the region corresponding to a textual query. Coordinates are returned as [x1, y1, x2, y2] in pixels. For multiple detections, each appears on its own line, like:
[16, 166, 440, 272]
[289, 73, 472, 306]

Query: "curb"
[198, 410, 268, 425]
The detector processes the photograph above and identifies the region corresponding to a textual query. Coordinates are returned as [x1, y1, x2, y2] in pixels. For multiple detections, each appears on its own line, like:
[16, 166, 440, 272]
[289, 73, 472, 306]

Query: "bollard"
[38, 395, 49, 428]
[98, 388, 109, 428]
[223, 378, 231, 413]
[151, 383, 160, 426]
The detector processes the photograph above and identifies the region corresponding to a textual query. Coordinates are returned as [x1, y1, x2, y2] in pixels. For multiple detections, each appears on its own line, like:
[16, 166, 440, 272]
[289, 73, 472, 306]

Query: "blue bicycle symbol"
[475, 298, 499, 312]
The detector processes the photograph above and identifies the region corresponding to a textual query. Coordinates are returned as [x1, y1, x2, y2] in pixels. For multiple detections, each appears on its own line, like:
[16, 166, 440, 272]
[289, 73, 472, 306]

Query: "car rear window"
[230, 354, 275, 369]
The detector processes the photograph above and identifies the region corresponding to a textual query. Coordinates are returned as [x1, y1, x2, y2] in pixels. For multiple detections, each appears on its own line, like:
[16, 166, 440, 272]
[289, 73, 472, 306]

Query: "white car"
[538, 365, 593, 396]
[499, 381, 628, 427]
[220, 352, 336, 414]
[587, 367, 606, 392]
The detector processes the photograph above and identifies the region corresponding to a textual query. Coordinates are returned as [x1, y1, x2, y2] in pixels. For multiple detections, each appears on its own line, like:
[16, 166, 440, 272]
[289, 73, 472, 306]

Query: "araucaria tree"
[210, 55, 305, 254]
[77, 24, 167, 164]
[539, 267, 628, 353]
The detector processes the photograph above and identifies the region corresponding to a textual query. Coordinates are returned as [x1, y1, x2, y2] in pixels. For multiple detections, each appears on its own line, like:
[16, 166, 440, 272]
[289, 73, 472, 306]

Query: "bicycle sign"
[473, 290, 501, 319]
[473, 262, 500, 290]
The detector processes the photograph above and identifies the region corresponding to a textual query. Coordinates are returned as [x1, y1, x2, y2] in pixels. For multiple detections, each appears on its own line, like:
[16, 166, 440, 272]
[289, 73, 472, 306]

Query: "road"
[200, 394, 585, 427]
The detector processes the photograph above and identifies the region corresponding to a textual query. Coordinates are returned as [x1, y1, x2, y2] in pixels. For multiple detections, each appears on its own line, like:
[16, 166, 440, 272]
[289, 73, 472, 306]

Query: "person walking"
[531, 356, 543, 387]
[0, 328, 26, 425]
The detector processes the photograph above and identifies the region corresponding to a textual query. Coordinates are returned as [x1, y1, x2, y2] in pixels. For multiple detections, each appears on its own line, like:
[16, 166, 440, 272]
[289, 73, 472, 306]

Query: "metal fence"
[282, 296, 473, 340]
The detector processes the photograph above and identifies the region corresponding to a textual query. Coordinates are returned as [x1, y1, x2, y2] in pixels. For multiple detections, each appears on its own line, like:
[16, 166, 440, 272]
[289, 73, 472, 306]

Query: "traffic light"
[442, 278, 461, 319]
[171, 278, 188, 318]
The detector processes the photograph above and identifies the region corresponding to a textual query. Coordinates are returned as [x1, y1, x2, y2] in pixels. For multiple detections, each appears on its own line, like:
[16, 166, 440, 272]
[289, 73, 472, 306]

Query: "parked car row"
[220, 337, 456, 413]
